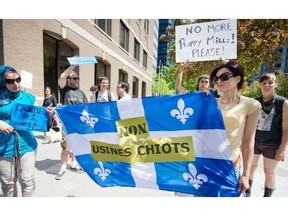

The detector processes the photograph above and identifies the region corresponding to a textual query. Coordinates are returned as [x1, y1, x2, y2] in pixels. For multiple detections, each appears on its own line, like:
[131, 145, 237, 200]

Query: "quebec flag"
[55, 91, 241, 197]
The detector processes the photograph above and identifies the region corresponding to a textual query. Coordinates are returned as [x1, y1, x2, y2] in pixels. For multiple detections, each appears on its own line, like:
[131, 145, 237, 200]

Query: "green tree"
[241, 81, 261, 99]
[152, 71, 175, 96]
[160, 19, 288, 91]
[275, 72, 288, 98]
[242, 72, 288, 99]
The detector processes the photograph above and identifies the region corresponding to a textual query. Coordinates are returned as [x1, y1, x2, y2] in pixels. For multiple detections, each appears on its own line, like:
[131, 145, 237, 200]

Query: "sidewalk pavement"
[30, 132, 175, 197]
[1, 131, 288, 197]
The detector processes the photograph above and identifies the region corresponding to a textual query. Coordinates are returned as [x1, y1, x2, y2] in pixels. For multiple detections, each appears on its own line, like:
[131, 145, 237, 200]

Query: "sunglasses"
[214, 72, 234, 83]
[5, 77, 22, 84]
[69, 77, 79, 81]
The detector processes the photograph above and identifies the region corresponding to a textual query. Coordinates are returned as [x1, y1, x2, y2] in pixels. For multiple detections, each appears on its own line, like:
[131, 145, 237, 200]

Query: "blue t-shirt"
[0, 92, 38, 157]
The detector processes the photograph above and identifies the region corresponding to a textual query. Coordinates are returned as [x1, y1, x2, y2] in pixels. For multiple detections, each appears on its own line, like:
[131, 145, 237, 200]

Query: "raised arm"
[58, 65, 76, 89]
[176, 59, 189, 94]
[220, 57, 229, 64]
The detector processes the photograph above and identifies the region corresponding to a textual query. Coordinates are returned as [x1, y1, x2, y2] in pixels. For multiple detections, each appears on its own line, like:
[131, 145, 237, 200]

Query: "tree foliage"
[275, 72, 288, 99]
[242, 72, 288, 99]
[160, 19, 288, 92]
[152, 70, 175, 96]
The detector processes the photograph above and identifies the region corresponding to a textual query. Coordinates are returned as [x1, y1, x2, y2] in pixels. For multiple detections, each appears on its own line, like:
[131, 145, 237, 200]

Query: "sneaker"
[69, 165, 84, 174]
[55, 169, 66, 180]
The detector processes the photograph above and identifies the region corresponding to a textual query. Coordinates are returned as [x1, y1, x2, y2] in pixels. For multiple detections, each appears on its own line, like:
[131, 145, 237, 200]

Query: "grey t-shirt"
[63, 87, 88, 105]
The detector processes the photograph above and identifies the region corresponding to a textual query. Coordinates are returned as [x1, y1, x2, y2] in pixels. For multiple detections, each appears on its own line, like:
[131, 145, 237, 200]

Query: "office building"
[157, 19, 173, 71]
[0, 19, 156, 103]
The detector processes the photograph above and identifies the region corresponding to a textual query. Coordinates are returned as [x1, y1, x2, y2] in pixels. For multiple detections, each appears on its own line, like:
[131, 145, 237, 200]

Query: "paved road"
[1, 132, 288, 197]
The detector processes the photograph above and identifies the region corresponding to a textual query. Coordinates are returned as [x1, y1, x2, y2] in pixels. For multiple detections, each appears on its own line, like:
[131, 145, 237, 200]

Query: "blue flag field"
[55, 92, 240, 197]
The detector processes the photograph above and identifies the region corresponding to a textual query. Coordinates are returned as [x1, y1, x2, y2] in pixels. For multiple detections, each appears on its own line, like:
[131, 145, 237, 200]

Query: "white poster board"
[175, 19, 237, 62]
[67, 56, 98, 65]
[20, 69, 33, 89]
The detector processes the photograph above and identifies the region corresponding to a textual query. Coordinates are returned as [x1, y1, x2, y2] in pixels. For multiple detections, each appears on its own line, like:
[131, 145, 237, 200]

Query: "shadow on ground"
[35, 159, 60, 175]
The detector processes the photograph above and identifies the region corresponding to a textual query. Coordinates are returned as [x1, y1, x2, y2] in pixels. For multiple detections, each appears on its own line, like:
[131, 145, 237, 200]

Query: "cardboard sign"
[10, 104, 49, 132]
[67, 56, 98, 65]
[175, 19, 237, 62]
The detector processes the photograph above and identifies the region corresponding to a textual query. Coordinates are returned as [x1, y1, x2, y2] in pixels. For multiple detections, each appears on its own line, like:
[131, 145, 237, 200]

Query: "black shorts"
[254, 141, 280, 160]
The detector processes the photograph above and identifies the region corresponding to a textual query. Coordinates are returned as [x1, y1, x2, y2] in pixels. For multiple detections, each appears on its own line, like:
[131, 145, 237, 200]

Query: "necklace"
[220, 96, 241, 104]
[260, 95, 275, 114]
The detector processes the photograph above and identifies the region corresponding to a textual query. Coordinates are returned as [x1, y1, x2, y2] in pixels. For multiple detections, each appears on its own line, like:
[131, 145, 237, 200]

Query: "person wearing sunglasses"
[210, 61, 261, 195]
[55, 65, 88, 180]
[0, 65, 38, 196]
[246, 73, 288, 197]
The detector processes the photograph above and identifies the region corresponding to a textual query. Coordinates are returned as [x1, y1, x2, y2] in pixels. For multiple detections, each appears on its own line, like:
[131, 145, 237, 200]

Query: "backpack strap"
[95, 91, 99, 103]
[108, 90, 111, 101]
[95, 90, 111, 102]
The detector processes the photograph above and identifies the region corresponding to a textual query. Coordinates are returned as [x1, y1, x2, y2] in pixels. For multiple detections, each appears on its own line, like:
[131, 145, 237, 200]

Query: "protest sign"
[67, 56, 98, 65]
[175, 19, 237, 62]
[20, 70, 33, 89]
[11, 104, 49, 132]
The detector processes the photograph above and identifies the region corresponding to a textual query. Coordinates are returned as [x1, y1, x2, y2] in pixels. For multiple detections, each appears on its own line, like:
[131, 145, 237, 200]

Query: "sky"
[2, 0, 287, 19]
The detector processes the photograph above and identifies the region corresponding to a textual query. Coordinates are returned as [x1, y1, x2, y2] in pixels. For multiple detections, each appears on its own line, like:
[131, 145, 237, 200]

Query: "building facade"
[0, 19, 156, 103]
[152, 20, 159, 73]
[260, 44, 288, 74]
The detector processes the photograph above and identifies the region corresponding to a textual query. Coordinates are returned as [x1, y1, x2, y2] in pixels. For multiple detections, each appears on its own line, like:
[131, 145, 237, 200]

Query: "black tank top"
[255, 95, 286, 144]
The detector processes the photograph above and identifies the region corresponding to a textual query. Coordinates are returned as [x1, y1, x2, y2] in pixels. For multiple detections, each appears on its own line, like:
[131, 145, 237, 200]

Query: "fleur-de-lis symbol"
[170, 98, 193, 124]
[80, 109, 98, 128]
[183, 163, 208, 189]
[94, 162, 111, 181]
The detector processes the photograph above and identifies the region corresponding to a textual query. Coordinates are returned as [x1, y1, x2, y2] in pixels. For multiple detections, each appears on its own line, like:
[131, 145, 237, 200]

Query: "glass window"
[43, 33, 74, 103]
[95, 59, 110, 86]
[134, 38, 140, 61]
[144, 19, 149, 34]
[120, 20, 129, 51]
[143, 50, 147, 68]
[119, 70, 128, 82]
[132, 76, 139, 98]
[95, 19, 111, 36]
[141, 81, 146, 97]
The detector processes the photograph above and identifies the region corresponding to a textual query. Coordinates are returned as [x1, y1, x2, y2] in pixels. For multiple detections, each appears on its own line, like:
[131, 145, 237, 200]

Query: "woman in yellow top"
[209, 61, 261, 194]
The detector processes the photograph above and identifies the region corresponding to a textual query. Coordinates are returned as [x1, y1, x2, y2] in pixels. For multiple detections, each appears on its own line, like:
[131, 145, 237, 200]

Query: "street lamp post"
[157, 60, 162, 96]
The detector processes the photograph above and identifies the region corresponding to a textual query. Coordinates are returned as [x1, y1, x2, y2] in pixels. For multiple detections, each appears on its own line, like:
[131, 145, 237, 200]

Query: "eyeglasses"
[214, 72, 234, 83]
[5, 77, 22, 84]
[69, 77, 79, 81]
